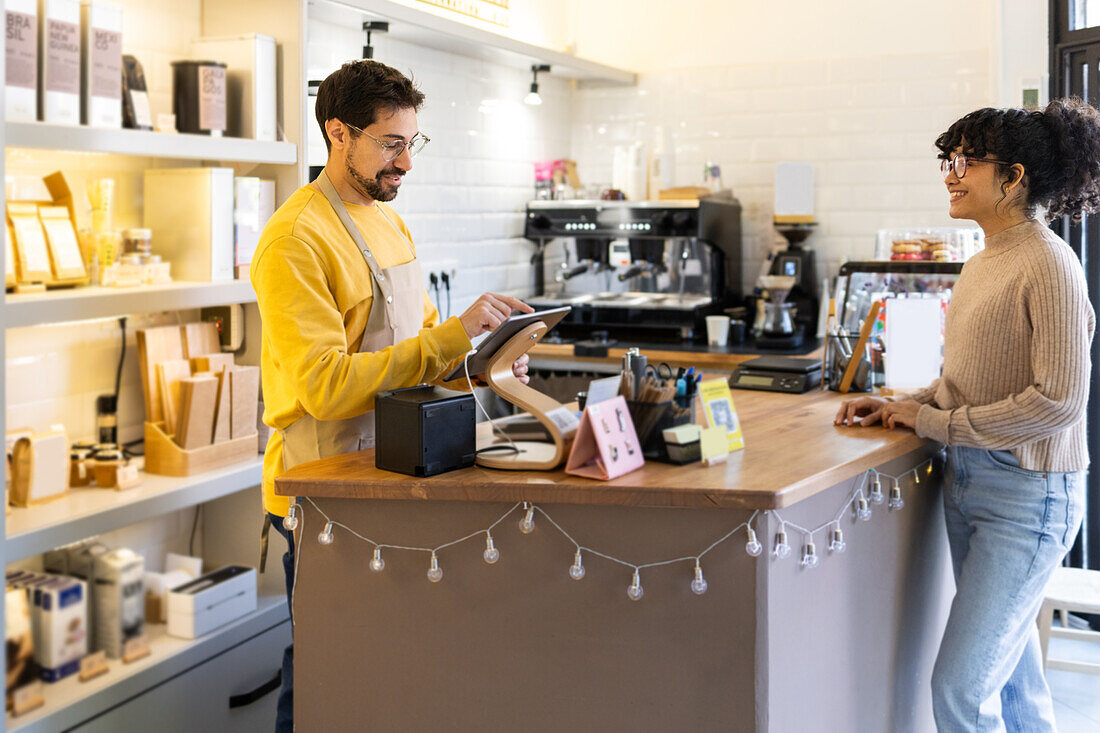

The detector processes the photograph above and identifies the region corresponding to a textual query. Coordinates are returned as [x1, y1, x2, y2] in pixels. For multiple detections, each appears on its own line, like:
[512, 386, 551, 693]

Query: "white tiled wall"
[570, 50, 991, 292]
[307, 15, 573, 311]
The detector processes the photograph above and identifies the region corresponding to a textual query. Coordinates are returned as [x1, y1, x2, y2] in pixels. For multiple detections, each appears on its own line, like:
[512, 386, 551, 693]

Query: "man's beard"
[347, 160, 403, 202]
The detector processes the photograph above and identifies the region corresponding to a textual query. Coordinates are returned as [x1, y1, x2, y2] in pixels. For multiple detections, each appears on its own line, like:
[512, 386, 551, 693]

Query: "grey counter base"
[293, 448, 951, 732]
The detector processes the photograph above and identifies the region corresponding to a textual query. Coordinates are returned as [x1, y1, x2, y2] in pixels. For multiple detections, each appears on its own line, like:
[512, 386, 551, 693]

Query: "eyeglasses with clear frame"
[940, 153, 1009, 180]
[343, 121, 430, 161]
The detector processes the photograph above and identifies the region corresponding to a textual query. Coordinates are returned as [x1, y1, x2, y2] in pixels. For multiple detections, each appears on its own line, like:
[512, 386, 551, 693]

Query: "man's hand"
[834, 396, 889, 427]
[458, 293, 534, 339]
[512, 353, 530, 385]
[881, 400, 921, 431]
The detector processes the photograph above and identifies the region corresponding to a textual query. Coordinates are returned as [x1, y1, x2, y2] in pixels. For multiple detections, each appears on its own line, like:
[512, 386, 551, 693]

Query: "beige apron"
[279, 170, 425, 471]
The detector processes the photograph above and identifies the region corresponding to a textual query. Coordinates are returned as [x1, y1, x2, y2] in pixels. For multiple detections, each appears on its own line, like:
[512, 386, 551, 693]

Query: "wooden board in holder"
[137, 326, 185, 424]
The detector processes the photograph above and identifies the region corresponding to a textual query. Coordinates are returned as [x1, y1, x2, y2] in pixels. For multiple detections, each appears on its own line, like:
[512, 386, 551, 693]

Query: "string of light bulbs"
[280, 458, 936, 605]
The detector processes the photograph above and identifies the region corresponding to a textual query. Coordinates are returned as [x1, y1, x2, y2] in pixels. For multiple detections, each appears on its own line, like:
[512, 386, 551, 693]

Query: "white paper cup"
[706, 315, 731, 347]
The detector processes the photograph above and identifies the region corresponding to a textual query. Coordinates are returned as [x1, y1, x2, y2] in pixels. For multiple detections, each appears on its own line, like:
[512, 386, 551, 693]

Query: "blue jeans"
[270, 513, 294, 733]
[933, 447, 1085, 732]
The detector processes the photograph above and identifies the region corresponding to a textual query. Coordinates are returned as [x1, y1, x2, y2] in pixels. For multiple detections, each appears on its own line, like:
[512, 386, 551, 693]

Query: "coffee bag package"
[6, 0, 39, 121]
[39, 0, 80, 123]
[79, 0, 121, 127]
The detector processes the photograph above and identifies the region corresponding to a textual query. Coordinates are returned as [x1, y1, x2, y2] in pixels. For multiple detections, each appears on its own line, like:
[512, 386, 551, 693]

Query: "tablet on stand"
[460, 307, 578, 471]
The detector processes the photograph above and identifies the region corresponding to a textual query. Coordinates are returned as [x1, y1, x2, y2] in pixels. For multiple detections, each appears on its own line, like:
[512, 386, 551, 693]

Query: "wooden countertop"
[528, 342, 822, 370]
[276, 388, 930, 510]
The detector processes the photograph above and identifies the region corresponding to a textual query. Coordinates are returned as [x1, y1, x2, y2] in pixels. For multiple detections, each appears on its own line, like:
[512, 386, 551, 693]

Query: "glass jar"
[121, 227, 152, 256]
[93, 449, 125, 488]
[70, 448, 93, 487]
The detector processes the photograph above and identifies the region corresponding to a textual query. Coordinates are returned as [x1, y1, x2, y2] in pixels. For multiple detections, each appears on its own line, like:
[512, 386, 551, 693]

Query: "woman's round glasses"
[344, 121, 430, 161]
[940, 153, 1008, 180]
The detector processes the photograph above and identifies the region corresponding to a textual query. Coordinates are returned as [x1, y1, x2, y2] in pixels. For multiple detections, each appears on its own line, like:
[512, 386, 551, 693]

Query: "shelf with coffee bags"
[5, 122, 297, 165]
[5, 593, 288, 733]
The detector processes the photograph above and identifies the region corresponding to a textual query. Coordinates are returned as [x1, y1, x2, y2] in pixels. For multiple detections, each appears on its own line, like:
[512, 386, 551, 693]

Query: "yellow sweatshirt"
[251, 185, 472, 517]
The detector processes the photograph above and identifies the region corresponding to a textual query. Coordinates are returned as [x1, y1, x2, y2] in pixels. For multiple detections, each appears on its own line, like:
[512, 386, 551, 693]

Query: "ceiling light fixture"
[362, 21, 389, 59]
[525, 64, 551, 106]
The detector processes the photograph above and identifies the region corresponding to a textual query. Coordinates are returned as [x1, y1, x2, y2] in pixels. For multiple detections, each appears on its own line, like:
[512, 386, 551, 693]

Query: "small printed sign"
[79, 650, 109, 682]
[11, 680, 45, 716]
[122, 634, 151, 664]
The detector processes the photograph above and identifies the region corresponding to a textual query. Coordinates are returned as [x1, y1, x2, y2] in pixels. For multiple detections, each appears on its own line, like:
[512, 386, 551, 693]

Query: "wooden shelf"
[315, 0, 636, 85]
[6, 595, 288, 733]
[4, 280, 257, 329]
[5, 121, 297, 164]
[5, 457, 263, 563]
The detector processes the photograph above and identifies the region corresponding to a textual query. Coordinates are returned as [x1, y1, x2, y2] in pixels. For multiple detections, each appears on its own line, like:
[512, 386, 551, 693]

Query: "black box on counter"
[375, 386, 475, 477]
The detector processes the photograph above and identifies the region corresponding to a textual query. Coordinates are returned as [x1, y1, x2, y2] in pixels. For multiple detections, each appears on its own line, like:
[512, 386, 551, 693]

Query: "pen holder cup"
[627, 400, 695, 463]
[824, 335, 873, 393]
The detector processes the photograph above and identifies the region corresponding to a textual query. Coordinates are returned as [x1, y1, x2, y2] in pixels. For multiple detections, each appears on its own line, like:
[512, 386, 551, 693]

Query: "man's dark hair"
[315, 60, 425, 152]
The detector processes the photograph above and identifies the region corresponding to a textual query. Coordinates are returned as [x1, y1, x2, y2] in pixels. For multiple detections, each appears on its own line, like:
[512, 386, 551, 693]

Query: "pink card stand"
[565, 395, 645, 480]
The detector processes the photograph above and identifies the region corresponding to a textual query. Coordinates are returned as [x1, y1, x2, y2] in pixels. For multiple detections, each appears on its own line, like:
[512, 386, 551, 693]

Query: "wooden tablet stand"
[476, 320, 579, 471]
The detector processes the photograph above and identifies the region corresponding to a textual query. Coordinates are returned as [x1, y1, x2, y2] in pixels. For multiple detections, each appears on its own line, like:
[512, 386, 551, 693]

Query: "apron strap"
[259, 514, 272, 573]
[315, 170, 396, 334]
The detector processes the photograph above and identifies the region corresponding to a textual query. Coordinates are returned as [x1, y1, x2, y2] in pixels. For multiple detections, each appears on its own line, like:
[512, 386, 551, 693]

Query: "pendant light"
[525, 64, 551, 106]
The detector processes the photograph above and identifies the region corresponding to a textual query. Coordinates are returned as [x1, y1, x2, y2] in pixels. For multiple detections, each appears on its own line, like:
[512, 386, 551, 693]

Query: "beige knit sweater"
[911, 219, 1095, 471]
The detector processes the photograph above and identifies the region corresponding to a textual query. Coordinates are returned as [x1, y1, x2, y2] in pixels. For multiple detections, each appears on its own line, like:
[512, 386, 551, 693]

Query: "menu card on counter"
[698, 379, 745, 452]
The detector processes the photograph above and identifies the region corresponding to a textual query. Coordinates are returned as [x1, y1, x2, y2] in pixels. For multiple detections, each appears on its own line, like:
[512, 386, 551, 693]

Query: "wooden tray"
[144, 422, 258, 477]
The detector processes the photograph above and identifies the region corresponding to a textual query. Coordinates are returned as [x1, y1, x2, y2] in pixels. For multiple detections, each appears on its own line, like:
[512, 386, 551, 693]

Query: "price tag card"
[11, 680, 45, 716]
[115, 463, 141, 491]
[122, 634, 151, 664]
[79, 650, 109, 682]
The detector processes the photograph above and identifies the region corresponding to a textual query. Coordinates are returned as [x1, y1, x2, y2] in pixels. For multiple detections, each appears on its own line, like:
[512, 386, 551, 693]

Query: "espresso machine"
[524, 193, 743, 343]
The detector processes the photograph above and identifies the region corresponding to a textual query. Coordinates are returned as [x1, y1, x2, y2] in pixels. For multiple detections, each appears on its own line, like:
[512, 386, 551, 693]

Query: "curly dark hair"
[934, 98, 1100, 223]
[315, 60, 425, 152]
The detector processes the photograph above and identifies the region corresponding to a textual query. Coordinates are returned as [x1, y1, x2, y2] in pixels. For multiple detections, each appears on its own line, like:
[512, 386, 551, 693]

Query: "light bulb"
[483, 534, 500, 564]
[801, 541, 819, 569]
[282, 504, 299, 531]
[856, 497, 872, 521]
[519, 506, 536, 534]
[745, 528, 763, 557]
[691, 564, 708, 595]
[524, 90, 542, 106]
[427, 553, 443, 582]
[870, 477, 885, 504]
[914, 469, 921, 485]
[927, 462, 933, 476]
[569, 550, 586, 580]
[889, 486, 905, 510]
[317, 521, 334, 546]
[627, 570, 644, 601]
[369, 547, 385, 572]
[773, 529, 791, 560]
[830, 527, 847, 554]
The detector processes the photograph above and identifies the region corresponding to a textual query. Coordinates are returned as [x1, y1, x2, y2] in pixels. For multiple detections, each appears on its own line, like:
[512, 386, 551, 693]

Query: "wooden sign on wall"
[417, 0, 510, 27]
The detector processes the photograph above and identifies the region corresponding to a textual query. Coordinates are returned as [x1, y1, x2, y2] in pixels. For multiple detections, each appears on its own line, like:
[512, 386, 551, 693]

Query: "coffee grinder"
[768, 221, 819, 344]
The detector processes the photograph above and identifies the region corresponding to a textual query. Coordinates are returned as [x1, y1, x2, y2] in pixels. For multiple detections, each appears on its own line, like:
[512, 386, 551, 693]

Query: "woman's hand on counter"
[881, 400, 920, 431]
[834, 396, 888, 426]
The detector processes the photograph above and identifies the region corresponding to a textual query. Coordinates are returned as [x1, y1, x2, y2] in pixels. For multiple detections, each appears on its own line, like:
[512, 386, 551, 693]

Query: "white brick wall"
[307, 15, 572, 313]
[570, 50, 992, 293]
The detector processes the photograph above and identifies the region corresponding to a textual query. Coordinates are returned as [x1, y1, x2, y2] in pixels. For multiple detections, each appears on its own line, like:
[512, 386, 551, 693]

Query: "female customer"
[835, 98, 1099, 732]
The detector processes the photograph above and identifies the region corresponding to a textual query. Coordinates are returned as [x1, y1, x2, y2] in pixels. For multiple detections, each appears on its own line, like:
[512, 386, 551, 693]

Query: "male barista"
[251, 59, 532, 732]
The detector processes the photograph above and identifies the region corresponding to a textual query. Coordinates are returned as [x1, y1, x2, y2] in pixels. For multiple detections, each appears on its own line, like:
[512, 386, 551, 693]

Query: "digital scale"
[730, 356, 822, 394]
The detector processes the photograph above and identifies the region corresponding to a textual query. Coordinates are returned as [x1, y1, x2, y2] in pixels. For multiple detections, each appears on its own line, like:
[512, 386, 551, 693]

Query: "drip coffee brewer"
[754, 275, 803, 349]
